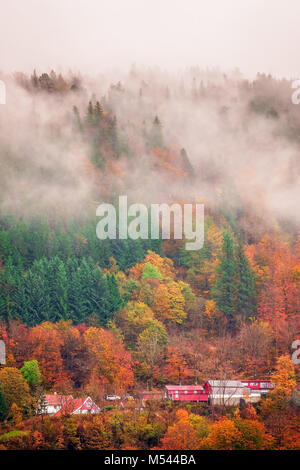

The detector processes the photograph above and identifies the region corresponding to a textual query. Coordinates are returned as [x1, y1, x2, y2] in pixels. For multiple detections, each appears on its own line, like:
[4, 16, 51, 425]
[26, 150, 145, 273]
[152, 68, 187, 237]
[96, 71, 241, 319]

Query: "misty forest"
[0, 67, 299, 450]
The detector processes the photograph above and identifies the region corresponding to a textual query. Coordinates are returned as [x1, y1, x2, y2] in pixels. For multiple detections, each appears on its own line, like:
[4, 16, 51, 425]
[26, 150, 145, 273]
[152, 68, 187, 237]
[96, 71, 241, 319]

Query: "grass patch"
[0, 430, 29, 441]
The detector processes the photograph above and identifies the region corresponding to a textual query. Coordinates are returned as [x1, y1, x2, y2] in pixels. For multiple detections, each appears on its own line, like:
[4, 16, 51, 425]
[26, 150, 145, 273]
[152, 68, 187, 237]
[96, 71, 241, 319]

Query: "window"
[193, 390, 197, 394]
[263, 383, 273, 389]
[250, 382, 258, 387]
[184, 390, 188, 394]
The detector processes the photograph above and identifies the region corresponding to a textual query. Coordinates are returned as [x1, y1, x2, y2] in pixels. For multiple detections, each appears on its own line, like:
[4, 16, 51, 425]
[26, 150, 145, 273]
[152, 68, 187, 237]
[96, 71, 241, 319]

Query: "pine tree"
[110, 239, 127, 270]
[66, 257, 80, 322]
[149, 116, 164, 148]
[0, 257, 17, 323]
[180, 148, 195, 179]
[131, 238, 145, 264]
[73, 105, 83, 132]
[0, 386, 7, 421]
[236, 238, 257, 320]
[106, 274, 123, 323]
[71, 257, 95, 322]
[98, 239, 113, 268]
[94, 101, 103, 123]
[48, 256, 68, 321]
[109, 115, 118, 156]
[86, 100, 94, 126]
[31, 69, 39, 88]
[19, 257, 52, 325]
[212, 232, 238, 327]
[92, 263, 110, 323]
[148, 237, 163, 255]
[0, 230, 13, 262]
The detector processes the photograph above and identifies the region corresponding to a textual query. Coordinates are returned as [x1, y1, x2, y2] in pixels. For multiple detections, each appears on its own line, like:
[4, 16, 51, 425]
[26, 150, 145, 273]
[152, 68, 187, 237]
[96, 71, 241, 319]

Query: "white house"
[54, 396, 101, 416]
[38, 393, 73, 416]
[38, 393, 100, 416]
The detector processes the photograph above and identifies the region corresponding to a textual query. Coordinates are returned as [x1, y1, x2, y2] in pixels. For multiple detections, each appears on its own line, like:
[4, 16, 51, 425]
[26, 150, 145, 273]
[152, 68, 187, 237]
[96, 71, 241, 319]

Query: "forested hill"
[0, 69, 299, 450]
[0, 68, 299, 346]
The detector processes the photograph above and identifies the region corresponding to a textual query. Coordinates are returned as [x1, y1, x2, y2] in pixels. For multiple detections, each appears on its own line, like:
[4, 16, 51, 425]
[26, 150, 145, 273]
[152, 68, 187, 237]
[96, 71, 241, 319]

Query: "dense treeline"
[0, 256, 122, 325]
[0, 216, 161, 325]
[0, 216, 162, 269]
[15, 69, 82, 94]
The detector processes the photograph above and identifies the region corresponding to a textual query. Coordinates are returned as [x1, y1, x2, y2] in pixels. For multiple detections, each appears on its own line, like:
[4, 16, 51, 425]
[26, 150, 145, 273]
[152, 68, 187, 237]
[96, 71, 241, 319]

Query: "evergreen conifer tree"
[236, 238, 257, 320]
[212, 232, 238, 328]
[0, 386, 8, 421]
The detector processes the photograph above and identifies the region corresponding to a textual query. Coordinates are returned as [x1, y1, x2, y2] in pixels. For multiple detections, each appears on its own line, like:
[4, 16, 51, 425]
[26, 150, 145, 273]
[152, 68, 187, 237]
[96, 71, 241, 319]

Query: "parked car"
[105, 394, 121, 401]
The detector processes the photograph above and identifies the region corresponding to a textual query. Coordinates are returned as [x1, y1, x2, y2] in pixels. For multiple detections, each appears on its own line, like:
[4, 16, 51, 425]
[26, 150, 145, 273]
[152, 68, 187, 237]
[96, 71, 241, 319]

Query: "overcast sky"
[1, 0, 300, 77]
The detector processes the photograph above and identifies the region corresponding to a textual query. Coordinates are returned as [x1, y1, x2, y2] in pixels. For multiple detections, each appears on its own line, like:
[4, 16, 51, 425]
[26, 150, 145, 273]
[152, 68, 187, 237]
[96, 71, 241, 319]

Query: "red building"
[141, 391, 164, 400]
[164, 385, 209, 402]
[241, 380, 274, 395]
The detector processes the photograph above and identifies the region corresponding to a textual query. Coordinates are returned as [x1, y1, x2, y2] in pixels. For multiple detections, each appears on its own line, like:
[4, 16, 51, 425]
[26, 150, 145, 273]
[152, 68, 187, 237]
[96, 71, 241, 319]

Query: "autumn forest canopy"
[0, 67, 299, 450]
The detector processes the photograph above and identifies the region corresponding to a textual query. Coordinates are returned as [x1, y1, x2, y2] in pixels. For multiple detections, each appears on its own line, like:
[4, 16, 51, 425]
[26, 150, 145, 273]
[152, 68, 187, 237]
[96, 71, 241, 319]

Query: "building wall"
[45, 404, 61, 415]
[210, 395, 244, 406]
[166, 392, 208, 402]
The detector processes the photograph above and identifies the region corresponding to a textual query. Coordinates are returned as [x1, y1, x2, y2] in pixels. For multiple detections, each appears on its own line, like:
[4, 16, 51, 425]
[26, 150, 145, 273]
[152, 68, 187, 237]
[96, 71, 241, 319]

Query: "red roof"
[44, 394, 73, 406]
[165, 385, 205, 391]
[54, 396, 100, 416]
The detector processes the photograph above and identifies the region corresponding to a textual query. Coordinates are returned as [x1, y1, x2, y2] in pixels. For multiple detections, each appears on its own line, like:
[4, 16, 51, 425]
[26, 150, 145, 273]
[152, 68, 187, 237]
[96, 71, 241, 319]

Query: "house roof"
[208, 380, 243, 387]
[54, 398, 85, 416]
[44, 394, 73, 406]
[54, 396, 100, 416]
[207, 381, 247, 397]
[165, 385, 205, 391]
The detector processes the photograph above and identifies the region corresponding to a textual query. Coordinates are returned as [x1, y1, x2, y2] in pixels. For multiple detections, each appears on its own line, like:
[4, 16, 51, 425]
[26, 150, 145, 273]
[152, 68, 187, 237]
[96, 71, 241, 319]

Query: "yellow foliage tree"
[152, 281, 186, 324]
[0, 367, 32, 416]
[261, 355, 296, 414]
[10, 403, 23, 425]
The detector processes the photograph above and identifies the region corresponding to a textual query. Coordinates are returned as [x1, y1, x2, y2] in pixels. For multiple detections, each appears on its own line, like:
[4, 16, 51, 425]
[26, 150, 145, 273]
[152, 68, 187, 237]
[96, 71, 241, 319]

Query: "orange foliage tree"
[28, 322, 67, 388]
[84, 327, 133, 394]
[203, 417, 272, 450]
[158, 409, 202, 450]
